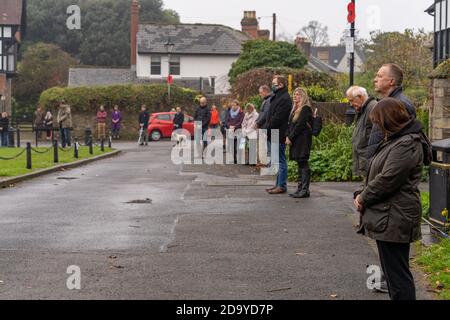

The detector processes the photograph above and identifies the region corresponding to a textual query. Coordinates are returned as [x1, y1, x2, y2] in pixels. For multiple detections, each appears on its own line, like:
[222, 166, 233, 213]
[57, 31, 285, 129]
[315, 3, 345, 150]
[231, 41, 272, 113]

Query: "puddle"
[125, 198, 152, 204]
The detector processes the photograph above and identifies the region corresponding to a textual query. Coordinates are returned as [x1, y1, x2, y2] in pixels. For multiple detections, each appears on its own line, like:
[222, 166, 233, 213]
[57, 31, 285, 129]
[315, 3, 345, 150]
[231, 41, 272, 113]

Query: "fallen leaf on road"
[436, 281, 444, 290]
[108, 255, 117, 259]
[110, 265, 124, 269]
[330, 294, 338, 298]
[295, 252, 307, 256]
[9, 184, 15, 188]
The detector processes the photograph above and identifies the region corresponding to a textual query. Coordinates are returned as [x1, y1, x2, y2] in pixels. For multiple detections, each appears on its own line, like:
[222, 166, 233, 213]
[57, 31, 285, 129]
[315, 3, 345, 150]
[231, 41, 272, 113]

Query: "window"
[157, 114, 171, 121]
[169, 56, 180, 76]
[447, 0, 450, 28]
[151, 55, 161, 75]
[2, 27, 12, 38]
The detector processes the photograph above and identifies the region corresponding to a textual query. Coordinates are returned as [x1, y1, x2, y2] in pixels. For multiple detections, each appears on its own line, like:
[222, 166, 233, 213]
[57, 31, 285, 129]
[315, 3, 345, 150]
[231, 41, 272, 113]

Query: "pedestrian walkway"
[0, 142, 432, 299]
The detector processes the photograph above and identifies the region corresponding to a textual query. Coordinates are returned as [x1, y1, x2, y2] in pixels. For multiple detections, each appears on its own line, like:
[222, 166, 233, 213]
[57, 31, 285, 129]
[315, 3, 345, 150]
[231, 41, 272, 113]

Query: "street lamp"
[164, 38, 175, 104]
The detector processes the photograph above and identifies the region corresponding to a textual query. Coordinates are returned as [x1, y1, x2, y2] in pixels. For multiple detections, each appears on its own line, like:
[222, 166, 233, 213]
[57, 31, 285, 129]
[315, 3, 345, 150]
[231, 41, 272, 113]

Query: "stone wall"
[430, 79, 450, 141]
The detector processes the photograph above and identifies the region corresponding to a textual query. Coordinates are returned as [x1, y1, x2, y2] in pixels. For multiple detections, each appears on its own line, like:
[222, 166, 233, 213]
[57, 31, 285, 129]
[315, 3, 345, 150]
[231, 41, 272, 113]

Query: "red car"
[147, 112, 195, 141]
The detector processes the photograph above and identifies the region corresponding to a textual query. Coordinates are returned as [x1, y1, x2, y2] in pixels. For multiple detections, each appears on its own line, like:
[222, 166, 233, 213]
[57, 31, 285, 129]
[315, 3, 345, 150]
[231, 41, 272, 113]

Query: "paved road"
[0, 142, 431, 299]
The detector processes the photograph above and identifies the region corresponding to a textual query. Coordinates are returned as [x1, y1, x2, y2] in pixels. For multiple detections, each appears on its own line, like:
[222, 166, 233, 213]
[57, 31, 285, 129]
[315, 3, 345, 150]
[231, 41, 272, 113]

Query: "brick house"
[0, 0, 26, 114]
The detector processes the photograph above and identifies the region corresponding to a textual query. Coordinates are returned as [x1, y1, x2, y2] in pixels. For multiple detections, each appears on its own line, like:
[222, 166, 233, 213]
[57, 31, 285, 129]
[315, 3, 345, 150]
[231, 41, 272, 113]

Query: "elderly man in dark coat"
[347, 86, 377, 178]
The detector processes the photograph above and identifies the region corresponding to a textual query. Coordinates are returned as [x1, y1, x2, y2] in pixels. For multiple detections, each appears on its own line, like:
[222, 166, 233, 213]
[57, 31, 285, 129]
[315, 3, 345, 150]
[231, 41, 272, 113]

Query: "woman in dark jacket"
[226, 100, 245, 164]
[286, 88, 313, 198]
[354, 98, 432, 301]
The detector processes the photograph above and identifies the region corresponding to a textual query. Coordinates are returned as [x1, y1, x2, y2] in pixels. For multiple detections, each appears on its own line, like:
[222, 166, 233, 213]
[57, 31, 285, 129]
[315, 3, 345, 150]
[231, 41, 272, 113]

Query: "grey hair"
[346, 86, 369, 99]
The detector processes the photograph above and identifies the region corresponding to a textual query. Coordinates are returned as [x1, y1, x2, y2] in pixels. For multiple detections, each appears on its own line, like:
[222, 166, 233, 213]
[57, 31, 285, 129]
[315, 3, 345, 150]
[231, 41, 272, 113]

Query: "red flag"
[167, 75, 174, 85]
[347, 2, 356, 24]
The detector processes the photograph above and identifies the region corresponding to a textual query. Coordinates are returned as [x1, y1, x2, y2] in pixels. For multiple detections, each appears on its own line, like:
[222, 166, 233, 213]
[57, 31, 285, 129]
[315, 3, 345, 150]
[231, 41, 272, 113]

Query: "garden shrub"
[39, 84, 199, 113]
[288, 123, 357, 182]
[232, 67, 338, 102]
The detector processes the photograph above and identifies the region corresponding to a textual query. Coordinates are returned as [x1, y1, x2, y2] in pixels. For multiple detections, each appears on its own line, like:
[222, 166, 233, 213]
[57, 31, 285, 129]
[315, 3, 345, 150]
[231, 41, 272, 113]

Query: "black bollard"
[26, 142, 32, 169]
[89, 137, 93, 155]
[16, 128, 21, 148]
[74, 139, 79, 159]
[101, 139, 104, 152]
[53, 139, 59, 163]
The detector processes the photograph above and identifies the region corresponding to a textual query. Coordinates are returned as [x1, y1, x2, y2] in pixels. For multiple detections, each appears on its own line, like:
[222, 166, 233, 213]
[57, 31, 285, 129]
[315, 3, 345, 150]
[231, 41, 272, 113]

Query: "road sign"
[345, 37, 355, 54]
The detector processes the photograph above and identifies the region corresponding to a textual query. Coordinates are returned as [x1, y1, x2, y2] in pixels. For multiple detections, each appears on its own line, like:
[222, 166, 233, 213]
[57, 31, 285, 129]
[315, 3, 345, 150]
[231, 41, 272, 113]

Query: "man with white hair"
[347, 86, 377, 178]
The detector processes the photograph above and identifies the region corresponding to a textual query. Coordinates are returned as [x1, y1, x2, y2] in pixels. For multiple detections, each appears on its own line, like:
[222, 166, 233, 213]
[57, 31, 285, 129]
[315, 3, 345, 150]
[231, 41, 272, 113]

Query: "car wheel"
[150, 130, 162, 141]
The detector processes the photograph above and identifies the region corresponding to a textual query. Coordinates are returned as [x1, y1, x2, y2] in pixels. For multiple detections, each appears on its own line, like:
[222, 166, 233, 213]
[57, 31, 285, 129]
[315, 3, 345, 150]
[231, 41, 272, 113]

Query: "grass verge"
[415, 239, 450, 300]
[0, 146, 114, 177]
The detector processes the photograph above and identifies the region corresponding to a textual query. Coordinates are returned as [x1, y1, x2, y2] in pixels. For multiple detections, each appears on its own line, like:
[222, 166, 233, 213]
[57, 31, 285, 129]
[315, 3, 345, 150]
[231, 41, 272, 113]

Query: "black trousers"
[376, 240, 416, 300]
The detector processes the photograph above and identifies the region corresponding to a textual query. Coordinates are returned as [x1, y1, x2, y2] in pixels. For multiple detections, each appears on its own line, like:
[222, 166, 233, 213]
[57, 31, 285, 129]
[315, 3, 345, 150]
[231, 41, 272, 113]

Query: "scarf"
[230, 108, 240, 119]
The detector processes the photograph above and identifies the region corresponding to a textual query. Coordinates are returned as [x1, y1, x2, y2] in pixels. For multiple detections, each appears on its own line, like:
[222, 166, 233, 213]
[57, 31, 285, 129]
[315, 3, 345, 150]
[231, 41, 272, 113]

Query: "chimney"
[241, 10, 259, 39]
[295, 36, 311, 60]
[131, 0, 139, 70]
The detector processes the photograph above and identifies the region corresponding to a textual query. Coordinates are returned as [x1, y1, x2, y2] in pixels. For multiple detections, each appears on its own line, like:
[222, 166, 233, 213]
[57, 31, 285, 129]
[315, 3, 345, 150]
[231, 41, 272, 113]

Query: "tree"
[364, 29, 433, 89]
[228, 40, 307, 84]
[13, 43, 78, 115]
[298, 21, 329, 47]
[25, 0, 179, 67]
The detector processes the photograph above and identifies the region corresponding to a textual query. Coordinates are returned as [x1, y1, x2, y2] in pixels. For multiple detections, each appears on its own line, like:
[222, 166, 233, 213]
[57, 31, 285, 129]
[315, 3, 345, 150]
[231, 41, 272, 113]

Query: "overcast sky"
[162, 0, 434, 44]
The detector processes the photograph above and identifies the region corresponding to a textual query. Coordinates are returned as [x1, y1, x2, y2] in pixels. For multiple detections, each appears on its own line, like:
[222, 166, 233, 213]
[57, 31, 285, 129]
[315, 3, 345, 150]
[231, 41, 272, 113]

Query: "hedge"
[231, 67, 339, 102]
[39, 84, 199, 113]
[429, 58, 450, 79]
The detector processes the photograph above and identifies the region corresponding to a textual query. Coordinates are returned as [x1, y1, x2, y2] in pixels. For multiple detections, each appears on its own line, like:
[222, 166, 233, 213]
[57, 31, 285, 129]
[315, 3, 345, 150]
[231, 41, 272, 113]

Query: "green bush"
[39, 84, 199, 113]
[306, 85, 344, 103]
[429, 58, 450, 79]
[232, 67, 338, 102]
[245, 95, 263, 111]
[421, 192, 430, 219]
[288, 123, 357, 182]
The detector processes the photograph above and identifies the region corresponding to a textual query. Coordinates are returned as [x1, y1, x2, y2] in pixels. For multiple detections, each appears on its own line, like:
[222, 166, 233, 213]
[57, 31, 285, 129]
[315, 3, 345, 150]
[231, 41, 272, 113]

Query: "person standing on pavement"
[34, 105, 45, 140]
[209, 105, 220, 130]
[255, 85, 273, 167]
[194, 97, 211, 155]
[220, 104, 230, 152]
[226, 100, 245, 164]
[44, 111, 54, 141]
[265, 75, 292, 195]
[96, 105, 107, 141]
[57, 100, 72, 148]
[286, 88, 313, 199]
[241, 103, 259, 165]
[367, 63, 416, 160]
[173, 107, 184, 132]
[111, 105, 122, 140]
[354, 98, 432, 300]
[0, 112, 10, 147]
[347, 86, 377, 178]
[138, 105, 150, 146]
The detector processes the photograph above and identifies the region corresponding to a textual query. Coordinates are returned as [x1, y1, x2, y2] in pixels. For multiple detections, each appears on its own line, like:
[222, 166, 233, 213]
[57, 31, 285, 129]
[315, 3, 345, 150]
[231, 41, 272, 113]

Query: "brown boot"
[265, 186, 277, 192]
[268, 187, 287, 195]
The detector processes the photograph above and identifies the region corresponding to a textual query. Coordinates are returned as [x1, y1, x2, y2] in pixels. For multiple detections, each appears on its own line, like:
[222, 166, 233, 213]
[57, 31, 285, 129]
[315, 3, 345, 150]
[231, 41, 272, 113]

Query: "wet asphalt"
[0, 141, 432, 300]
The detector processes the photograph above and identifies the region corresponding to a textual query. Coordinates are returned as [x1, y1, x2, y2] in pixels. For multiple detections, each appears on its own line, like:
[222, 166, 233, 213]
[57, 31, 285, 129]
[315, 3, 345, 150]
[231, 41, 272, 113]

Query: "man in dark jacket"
[347, 86, 377, 177]
[255, 85, 272, 129]
[255, 85, 273, 166]
[194, 97, 211, 153]
[173, 107, 184, 131]
[366, 63, 416, 159]
[265, 75, 293, 194]
[138, 105, 150, 146]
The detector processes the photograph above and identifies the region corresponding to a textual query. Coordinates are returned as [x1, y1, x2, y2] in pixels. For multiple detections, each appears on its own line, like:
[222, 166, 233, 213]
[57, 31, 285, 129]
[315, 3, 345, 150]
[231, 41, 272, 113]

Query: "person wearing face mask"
[265, 75, 293, 195]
